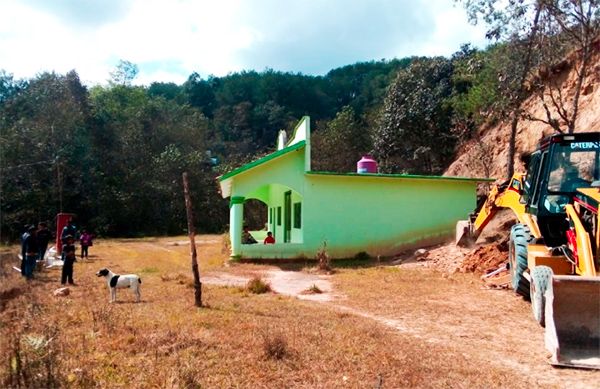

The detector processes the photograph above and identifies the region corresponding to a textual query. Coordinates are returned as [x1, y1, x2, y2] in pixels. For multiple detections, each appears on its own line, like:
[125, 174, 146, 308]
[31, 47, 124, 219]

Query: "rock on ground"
[53, 287, 70, 297]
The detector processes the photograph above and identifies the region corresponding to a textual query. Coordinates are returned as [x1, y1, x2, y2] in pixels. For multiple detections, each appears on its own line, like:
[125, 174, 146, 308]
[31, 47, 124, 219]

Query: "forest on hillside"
[1, 1, 598, 241]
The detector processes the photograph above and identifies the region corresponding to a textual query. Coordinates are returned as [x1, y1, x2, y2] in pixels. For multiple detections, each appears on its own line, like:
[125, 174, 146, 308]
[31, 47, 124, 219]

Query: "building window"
[277, 206, 282, 226]
[293, 202, 301, 228]
[269, 208, 273, 224]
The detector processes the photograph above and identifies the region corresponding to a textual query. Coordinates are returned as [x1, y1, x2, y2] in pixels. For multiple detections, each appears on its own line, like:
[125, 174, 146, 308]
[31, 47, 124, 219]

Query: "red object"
[264, 235, 275, 244]
[357, 155, 378, 174]
[566, 228, 578, 265]
[56, 213, 75, 255]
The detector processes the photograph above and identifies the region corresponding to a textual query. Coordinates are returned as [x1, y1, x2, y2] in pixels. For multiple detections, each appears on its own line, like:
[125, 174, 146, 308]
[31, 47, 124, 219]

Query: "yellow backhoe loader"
[457, 132, 600, 369]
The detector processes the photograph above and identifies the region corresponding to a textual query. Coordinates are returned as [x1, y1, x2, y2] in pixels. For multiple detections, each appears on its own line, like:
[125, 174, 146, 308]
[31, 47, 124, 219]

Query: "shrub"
[2, 312, 64, 388]
[221, 233, 231, 254]
[316, 241, 330, 271]
[303, 284, 323, 294]
[246, 277, 271, 294]
[261, 330, 288, 360]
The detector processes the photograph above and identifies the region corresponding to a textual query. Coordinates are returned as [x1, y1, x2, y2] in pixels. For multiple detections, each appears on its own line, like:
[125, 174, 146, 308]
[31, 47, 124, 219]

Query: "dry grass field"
[1, 236, 598, 388]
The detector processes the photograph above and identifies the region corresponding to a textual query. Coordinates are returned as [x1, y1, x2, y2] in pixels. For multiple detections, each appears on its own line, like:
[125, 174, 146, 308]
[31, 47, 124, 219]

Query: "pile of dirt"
[419, 244, 471, 273]
[418, 239, 508, 275]
[417, 210, 515, 274]
[459, 240, 509, 274]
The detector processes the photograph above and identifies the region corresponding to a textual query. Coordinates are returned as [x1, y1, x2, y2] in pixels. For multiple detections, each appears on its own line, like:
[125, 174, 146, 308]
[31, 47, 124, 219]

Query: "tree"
[0, 70, 26, 104]
[373, 57, 456, 175]
[449, 44, 504, 140]
[460, 0, 547, 179]
[459, 0, 599, 179]
[184, 73, 217, 117]
[0, 71, 92, 240]
[2, 57, 450, 240]
[527, 0, 600, 134]
[88, 83, 220, 235]
[312, 106, 372, 172]
[148, 82, 183, 102]
[109, 60, 139, 86]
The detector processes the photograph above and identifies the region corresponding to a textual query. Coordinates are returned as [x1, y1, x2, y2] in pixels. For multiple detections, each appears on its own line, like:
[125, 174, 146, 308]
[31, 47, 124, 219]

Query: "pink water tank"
[357, 155, 378, 174]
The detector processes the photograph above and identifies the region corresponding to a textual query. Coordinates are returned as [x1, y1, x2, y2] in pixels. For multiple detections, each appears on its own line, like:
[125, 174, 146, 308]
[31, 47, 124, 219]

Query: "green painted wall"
[230, 147, 305, 199]
[302, 173, 475, 258]
[265, 184, 303, 244]
[229, 147, 305, 250]
[229, 145, 478, 259]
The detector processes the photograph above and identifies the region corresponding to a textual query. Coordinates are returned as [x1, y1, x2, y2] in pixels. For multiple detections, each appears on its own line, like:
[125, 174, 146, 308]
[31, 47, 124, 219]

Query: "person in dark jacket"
[36, 222, 52, 260]
[61, 235, 76, 285]
[60, 218, 77, 262]
[61, 219, 77, 241]
[21, 225, 38, 279]
[20, 224, 30, 272]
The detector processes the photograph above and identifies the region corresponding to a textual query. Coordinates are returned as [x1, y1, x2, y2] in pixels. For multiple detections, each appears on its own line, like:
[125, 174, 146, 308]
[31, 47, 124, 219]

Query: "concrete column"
[229, 196, 245, 258]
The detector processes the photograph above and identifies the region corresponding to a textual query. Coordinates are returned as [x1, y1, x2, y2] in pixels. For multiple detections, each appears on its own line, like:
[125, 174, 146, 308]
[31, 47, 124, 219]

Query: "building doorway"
[284, 191, 291, 243]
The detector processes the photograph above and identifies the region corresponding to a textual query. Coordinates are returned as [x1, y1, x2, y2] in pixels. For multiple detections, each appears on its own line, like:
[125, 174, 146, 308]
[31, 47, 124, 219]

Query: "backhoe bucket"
[455, 220, 473, 246]
[544, 275, 600, 369]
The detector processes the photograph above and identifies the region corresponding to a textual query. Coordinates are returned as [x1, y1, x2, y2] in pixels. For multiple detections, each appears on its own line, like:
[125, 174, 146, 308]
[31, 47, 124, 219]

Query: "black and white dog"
[96, 268, 142, 303]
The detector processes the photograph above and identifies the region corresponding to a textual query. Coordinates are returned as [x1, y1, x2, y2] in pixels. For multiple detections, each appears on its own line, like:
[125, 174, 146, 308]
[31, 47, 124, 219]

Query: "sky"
[0, 0, 489, 86]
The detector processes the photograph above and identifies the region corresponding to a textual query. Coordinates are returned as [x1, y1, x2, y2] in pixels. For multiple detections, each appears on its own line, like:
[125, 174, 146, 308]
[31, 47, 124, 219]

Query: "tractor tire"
[530, 266, 553, 327]
[509, 224, 533, 299]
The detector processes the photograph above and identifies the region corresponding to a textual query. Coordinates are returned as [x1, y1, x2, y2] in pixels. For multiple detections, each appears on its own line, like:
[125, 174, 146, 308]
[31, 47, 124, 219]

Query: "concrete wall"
[227, 138, 478, 259]
[234, 171, 476, 259]
[302, 173, 476, 258]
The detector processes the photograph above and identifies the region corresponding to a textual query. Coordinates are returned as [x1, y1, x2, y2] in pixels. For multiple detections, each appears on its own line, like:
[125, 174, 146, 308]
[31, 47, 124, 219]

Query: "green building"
[218, 117, 488, 259]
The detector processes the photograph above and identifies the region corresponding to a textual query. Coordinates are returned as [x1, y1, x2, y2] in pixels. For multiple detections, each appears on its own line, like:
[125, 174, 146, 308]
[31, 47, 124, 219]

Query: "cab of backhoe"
[520, 133, 600, 247]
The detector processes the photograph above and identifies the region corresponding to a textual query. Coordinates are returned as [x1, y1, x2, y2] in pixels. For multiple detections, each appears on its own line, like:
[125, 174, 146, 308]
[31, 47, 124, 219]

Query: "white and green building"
[218, 116, 488, 259]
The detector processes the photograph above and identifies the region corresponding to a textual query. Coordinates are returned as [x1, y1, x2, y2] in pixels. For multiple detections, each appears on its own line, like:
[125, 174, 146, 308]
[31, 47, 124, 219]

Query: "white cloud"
[415, 0, 489, 57]
[0, 0, 491, 85]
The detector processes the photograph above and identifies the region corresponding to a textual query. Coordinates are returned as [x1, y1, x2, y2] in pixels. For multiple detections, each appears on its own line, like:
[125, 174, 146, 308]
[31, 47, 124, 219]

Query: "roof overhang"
[218, 141, 306, 198]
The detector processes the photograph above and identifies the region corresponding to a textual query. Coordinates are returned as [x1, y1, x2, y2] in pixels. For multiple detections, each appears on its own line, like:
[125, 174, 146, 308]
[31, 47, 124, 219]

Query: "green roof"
[306, 170, 494, 183]
[218, 141, 306, 182]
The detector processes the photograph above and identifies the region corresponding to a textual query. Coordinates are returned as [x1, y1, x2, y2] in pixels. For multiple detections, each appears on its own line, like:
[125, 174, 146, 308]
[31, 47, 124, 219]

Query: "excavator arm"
[456, 173, 535, 245]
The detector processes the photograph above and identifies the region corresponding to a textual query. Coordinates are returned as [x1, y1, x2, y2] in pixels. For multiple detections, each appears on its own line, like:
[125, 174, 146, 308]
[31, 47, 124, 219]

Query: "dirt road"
[204, 262, 597, 388]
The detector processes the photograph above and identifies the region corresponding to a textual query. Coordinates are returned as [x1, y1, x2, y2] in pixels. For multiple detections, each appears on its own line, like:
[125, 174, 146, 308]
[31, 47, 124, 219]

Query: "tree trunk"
[506, 112, 519, 181]
[182, 172, 202, 307]
[57, 161, 63, 213]
[506, 5, 542, 180]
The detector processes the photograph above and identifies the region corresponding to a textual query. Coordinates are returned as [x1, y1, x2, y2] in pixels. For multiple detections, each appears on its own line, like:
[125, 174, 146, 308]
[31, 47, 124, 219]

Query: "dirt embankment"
[446, 41, 600, 181]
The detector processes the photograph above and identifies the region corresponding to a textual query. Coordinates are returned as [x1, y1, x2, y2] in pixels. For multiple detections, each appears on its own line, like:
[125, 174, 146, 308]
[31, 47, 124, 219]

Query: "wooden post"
[182, 172, 202, 307]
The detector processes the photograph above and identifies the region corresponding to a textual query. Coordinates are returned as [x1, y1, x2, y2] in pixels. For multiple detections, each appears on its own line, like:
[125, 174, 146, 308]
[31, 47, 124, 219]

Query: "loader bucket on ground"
[455, 220, 473, 246]
[544, 275, 600, 369]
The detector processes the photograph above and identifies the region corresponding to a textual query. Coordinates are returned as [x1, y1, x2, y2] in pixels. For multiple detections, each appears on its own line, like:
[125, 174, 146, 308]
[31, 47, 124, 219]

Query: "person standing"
[21, 225, 38, 279]
[61, 218, 77, 241]
[36, 222, 52, 261]
[79, 229, 93, 259]
[20, 224, 30, 272]
[60, 218, 77, 262]
[61, 235, 76, 285]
